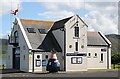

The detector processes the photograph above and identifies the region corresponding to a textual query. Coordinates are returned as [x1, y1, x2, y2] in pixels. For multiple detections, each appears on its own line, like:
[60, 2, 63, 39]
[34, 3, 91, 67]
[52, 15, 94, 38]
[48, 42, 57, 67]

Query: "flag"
[11, 9, 19, 15]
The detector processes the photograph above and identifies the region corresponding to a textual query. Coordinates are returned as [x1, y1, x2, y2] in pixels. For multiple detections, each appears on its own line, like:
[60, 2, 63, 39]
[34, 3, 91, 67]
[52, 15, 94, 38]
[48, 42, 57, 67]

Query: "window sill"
[100, 61, 103, 63]
[87, 56, 91, 58]
[93, 56, 97, 58]
[73, 37, 80, 39]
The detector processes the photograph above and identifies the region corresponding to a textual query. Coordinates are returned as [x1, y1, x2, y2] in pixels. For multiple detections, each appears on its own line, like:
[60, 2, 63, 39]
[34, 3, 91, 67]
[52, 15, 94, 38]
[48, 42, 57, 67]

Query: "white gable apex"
[64, 15, 88, 28]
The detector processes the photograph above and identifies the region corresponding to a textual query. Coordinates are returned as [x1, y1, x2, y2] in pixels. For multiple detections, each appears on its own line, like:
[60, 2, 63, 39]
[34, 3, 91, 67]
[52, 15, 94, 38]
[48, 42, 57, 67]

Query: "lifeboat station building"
[6, 15, 111, 72]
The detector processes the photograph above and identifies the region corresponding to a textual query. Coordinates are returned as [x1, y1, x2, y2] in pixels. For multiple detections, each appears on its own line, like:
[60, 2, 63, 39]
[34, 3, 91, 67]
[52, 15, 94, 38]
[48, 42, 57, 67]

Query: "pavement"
[0, 69, 119, 78]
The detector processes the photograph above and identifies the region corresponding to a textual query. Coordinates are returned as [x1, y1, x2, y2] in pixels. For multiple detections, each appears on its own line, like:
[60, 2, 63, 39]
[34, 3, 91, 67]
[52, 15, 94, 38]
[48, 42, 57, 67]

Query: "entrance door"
[13, 48, 20, 69]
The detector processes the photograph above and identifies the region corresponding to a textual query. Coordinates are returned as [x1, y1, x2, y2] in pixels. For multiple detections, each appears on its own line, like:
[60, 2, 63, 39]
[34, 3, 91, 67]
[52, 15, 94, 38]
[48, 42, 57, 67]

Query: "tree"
[111, 54, 120, 69]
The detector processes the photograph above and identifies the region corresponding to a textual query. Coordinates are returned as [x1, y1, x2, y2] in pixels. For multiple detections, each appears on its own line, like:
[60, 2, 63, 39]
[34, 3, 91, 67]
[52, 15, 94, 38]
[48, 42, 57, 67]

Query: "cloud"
[0, 0, 21, 16]
[84, 2, 118, 34]
[38, 2, 118, 34]
[38, 10, 74, 21]
[38, 2, 85, 21]
[42, 2, 84, 11]
[0, 30, 11, 39]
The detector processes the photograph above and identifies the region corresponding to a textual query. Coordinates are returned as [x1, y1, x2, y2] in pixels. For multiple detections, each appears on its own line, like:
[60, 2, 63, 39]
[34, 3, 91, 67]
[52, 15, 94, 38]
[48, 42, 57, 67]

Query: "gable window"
[75, 42, 78, 51]
[74, 27, 79, 37]
[14, 31, 18, 43]
[27, 28, 36, 33]
[38, 29, 46, 34]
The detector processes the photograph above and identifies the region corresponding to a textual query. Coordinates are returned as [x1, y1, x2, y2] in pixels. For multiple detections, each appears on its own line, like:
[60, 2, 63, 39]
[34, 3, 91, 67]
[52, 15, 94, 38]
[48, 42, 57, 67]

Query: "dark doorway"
[13, 47, 20, 69]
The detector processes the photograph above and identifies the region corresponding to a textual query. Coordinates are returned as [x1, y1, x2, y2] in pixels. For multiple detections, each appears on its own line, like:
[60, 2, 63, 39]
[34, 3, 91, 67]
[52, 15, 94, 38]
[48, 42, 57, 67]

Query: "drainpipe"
[32, 52, 34, 72]
[64, 27, 66, 71]
[107, 47, 109, 69]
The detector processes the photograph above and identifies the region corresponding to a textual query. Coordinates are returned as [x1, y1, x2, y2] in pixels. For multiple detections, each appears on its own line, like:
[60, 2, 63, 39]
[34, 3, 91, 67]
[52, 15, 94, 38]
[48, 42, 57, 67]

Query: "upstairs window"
[38, 29, 46, 34]
[14, 31, 18, 43]
[27, 28, 36, 33]
[74, 27, 79, 37]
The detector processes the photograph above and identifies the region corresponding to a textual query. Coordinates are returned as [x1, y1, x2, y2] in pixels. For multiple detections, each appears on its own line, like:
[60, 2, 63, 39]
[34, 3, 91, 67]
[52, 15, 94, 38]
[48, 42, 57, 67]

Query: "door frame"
[13, 47, 20, 69]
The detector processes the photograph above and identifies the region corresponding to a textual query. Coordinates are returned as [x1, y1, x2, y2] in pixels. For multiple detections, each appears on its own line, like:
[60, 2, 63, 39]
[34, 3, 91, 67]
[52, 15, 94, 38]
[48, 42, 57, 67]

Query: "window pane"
[36, 59, 41, 67]
[71, 57, 77, 64]
[88, 53, 91, 56]
[71, 57, 82, 64]
[14, 31, 19, 43]
[38, 29, 46, 34]
[95, 53, 97, 56]
[75, 27, 79, 37]
[27, 28, 36, 33]
[77, 58, 82, 64]
[101, 49, 106, 52]
[75, 42, 78, 51]
[101, 53, 103, 61]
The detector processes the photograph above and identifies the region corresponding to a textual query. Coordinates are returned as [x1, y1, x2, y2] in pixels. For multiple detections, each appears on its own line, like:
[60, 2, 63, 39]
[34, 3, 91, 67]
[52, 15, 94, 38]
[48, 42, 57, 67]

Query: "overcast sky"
[0, 0, 119, 39]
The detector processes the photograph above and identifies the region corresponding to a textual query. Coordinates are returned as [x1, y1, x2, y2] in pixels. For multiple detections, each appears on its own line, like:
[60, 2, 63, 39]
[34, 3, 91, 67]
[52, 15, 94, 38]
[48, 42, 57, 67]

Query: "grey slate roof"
[38, 31, 62, 52]
[20, 19, 54, 49]
[87, 31, 108, 46]
[51, 16, 73, 30]
[20, 17, 109, 51]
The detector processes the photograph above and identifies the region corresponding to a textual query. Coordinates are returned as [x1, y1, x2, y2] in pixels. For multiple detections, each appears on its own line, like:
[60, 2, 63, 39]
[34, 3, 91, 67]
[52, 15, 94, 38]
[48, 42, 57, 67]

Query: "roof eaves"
[98, 31, 112, 47]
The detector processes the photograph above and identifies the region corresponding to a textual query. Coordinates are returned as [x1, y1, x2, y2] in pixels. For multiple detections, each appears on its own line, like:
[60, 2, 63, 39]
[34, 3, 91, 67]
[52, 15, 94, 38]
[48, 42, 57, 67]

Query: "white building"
[6, 15, 111, 72]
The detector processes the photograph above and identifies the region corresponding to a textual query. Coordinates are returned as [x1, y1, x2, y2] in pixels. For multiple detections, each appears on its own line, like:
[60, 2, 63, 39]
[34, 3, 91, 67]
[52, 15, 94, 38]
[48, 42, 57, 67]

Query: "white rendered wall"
[65, 15, 88, 71]
[33, 53, 42, 72]
[19, 29, 29, 72]
[41, 52, 50, 72]
[87, 46, 108, 69]
[66, 56, 87, 71]
[6, 45, 13, 69]
[8, 19, 30, 72]
[65, 15, 87, 53]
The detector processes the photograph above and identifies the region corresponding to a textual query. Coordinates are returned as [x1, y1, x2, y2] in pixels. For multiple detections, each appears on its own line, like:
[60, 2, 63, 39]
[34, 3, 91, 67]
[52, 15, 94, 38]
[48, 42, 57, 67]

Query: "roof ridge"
[20, 18, 54, 23]
[55, 16, 73, 23]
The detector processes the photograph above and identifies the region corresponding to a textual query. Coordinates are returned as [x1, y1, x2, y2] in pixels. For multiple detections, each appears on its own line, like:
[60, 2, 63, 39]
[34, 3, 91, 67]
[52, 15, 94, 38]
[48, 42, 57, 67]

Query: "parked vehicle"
[46, 59, 60, 73]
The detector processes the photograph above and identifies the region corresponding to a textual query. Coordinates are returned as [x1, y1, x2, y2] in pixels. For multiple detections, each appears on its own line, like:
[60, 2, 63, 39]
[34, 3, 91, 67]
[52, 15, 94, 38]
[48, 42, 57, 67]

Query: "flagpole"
[16, 3, 19, 17]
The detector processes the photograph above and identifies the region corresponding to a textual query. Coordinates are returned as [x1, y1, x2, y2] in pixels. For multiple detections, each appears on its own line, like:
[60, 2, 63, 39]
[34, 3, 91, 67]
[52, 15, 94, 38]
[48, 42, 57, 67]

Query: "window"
[88, 53, 91, 56]
[101, 53, 103, 61]
[27, 28, 36, 33]
[23, 55, 25, 60]
[14, 31, 18, 43]
[38, 29, 46, 34]
[101, 48, 106, 52]
[74, 27, 79, 37]
[71, 57, 82, 64]
[15, 48, 20, 54]
[42, 60, 47, 66]
[94, 53, 97, 58]
[45, 55, 48, 59]
[36, 59, 41, 67]
[75, 42, 78, 51]
[95, 53, 97, 57]
[37, 55, 40, 59]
